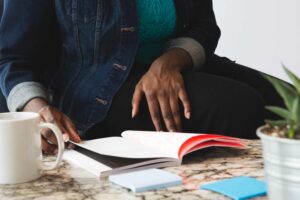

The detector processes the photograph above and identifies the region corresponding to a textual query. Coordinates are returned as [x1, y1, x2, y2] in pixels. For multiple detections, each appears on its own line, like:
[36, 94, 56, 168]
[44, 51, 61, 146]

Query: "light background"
[213, 0, 300, 81]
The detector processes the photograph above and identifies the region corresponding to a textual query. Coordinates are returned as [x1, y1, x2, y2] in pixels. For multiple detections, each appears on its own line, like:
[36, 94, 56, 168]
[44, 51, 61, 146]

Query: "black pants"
[85, 55, 284, 139]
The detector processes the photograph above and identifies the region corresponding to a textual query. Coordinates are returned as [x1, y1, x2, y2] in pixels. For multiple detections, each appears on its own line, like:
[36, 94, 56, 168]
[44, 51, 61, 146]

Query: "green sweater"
[135, 0, 177, 65]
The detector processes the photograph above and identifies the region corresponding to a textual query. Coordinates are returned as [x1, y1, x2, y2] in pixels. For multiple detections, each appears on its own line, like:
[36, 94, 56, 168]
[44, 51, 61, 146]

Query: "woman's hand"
[23, 98, 81, 154]
[132, 48, 193, 132]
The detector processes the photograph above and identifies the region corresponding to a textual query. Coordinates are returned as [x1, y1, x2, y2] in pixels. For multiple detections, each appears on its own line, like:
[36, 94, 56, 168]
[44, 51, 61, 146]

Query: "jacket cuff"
[164, 37, 206, 71]
[7, 82, 50, 112]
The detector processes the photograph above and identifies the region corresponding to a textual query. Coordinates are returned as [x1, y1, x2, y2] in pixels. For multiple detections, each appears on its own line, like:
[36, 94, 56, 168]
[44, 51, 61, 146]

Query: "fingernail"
[131, 109, 134, 118]
[186, 112, 191, 119]
[63, 134, 70, 142]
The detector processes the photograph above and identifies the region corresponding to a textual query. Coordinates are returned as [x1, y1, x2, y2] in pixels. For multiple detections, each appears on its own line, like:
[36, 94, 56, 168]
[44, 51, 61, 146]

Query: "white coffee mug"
[0, 112, 64, 184]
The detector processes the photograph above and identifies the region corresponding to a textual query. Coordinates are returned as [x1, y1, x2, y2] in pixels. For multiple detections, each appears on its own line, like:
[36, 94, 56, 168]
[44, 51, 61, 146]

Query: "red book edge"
[178, 135, 247, 159]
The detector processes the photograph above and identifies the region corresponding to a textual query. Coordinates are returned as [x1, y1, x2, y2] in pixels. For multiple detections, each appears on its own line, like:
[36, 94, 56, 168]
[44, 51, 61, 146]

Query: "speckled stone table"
[0, 140, 267, 200]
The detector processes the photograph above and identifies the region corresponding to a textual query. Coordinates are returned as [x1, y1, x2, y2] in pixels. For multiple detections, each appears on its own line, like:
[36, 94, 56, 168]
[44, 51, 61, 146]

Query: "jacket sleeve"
[0, 0, 55, 111]
[165, 0, 221, 71]
[0, 0, 3, 20]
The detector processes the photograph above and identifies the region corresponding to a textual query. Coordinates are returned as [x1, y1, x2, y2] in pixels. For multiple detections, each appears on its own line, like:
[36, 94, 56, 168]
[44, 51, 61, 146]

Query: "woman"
[0, 0, 283, 154]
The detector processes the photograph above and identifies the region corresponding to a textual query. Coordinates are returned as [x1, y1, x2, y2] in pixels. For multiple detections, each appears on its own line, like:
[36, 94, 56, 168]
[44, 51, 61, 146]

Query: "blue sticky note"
[109, 169, 182, 193]
[201, 176, 267, 200]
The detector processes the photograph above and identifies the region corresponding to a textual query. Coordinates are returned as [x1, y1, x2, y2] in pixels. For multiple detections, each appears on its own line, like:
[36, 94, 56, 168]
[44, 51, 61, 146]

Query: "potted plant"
[257, 67, 300, 200]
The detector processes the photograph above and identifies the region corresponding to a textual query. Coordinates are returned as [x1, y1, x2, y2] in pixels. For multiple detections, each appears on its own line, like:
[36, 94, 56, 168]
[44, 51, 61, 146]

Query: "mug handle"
[38, 123, 65, 170]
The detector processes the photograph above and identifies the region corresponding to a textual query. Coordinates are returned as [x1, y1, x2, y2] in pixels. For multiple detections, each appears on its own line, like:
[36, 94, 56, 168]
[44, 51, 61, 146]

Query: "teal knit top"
[135, 0, 177, 65]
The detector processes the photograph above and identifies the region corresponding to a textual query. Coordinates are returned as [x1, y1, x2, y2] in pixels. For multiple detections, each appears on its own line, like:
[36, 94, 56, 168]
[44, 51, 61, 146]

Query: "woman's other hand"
[23, 98, 81, 154]
[132, 48, 193, 132]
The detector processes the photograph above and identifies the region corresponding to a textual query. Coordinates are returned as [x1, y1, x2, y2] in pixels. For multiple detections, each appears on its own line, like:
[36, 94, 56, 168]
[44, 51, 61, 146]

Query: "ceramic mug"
[0, 112, 64, 184]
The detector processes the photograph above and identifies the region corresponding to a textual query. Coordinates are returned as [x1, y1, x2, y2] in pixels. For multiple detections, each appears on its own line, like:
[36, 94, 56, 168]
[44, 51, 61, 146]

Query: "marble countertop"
[0, 140, 267, 200]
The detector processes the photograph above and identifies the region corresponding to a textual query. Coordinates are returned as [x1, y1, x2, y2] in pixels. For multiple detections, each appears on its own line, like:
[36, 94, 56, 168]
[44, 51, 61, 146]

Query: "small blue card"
[109, 169, 182, 193]
[200, 176, 267, 200]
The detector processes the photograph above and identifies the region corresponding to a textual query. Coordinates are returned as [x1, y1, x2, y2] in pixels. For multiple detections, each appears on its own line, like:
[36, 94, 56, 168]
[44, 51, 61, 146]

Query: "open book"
[64, 130, 247, 177]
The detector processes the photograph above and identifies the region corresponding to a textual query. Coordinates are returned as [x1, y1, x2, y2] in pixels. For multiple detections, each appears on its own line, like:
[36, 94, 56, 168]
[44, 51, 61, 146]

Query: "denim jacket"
[0, 0, 220, 132]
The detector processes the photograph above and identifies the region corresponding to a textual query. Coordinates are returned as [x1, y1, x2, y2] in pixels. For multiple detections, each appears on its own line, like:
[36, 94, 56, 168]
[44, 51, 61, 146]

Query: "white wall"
[213, 0, 300, 81]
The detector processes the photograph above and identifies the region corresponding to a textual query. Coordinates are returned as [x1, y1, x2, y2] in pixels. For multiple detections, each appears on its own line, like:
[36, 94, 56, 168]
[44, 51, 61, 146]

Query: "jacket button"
[113, 63, 127, 71]
[121, 26, 136, 32]
[95, 98, 108, 105]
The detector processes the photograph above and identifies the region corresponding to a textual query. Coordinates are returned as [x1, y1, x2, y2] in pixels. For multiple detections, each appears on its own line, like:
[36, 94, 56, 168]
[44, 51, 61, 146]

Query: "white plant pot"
[257, 126, 300, 200]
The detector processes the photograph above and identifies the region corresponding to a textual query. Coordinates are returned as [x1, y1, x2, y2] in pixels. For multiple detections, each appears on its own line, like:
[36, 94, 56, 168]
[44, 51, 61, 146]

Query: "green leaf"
[263, 74, 297, 111]
[265, 106, 292, 120]
[283, 65, 300, 94]
[292, 97, 300, 123]
[265, 119, 288, 127]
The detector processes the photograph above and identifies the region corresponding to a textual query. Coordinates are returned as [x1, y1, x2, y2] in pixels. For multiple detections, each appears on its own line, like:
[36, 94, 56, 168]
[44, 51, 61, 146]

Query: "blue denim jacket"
[0, 0, 220, 132]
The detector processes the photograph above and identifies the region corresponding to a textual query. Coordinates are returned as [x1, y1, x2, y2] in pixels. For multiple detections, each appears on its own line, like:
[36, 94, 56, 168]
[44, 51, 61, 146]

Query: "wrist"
[151, 48, 193, 73]
[22, 98, 49, 113]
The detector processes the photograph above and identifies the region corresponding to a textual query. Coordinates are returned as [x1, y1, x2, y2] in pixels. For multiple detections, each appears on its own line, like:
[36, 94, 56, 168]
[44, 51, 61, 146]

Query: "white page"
[121, 131, 200, 158]
[75, 137, 170, 159]
[63, 150, 111, 177]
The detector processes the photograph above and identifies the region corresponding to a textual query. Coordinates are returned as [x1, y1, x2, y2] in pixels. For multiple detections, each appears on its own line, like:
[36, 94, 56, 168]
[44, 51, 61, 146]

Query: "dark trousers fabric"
[85, 55, 284, 140]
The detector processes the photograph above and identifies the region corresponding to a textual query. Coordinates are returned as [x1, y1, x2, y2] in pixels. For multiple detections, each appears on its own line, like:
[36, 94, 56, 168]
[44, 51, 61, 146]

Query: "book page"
[64, 149, 111, 177]
[75, 137, 171, 159]
[121, 131, 199, 158]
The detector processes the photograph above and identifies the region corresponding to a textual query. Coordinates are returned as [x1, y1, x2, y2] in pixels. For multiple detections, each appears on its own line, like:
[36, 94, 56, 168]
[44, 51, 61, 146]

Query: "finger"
[132, 85, 143, 118]
[178, 88, 192, 119]
[41, 128, 57, 145]
[39, 107, 70, 144]
[39, 106, 56, 123]
[145, 93, 163, 131]
[62, 117, 81, 143]
[170, 94, 182, 131]
[40, 120, 67, 145]
[41, 137, 57, 155]
[157, 95, 177, 132]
